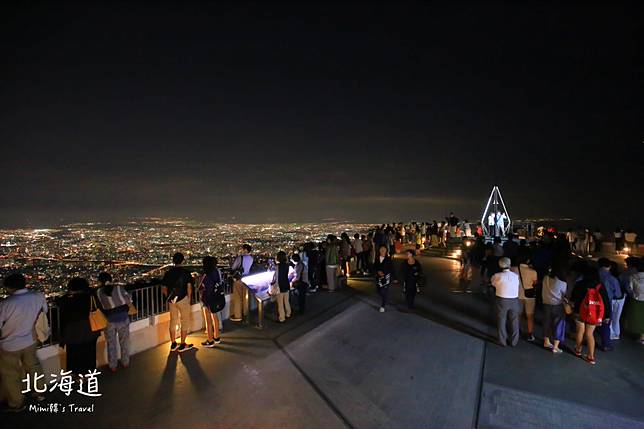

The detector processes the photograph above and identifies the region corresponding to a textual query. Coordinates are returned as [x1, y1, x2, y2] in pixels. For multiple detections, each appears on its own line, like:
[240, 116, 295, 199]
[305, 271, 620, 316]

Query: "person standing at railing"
[161, 252, 194, 353]
[96, 272, 131, 372]
[0, 273, 48, 412]
[324, 235, 340, 291]
[291, 253, 308, 314]
[272, 251, 293, 323]
[230, 244, 254, 322]
[57, 277, 101, 375]
[198, 256, 224, 348]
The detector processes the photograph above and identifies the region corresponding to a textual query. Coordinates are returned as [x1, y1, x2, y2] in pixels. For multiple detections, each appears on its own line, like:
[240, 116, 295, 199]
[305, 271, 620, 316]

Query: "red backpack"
[580, 284, 605, 325]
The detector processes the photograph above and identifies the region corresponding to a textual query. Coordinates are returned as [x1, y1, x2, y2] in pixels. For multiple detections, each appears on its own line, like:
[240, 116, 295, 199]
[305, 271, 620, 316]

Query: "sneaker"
[177, 343, 194, 352]
[552, 348, 563, 354]
[170, 342, 179, 352]
[214, 338, 222, 344]
[543, 343, 554, 350]
[201, 340, 216, 348]
[379, 307, 385, 313]
[527, 334, 536, 342]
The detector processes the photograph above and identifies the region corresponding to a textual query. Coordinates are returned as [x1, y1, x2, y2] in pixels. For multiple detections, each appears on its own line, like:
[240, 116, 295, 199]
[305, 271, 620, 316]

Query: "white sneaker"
[379, 307, 385, 313]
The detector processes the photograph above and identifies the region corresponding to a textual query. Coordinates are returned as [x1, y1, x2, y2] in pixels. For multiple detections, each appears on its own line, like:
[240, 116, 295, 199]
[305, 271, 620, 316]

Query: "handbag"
[89, 295, 108, 331]
[128, 302, 138, 316]
[563, 297, 574, 316]
[210, 280, 227, 313]
[269, 281, 280, 296]
[34, 310, 50, 342]
[519, 266, 536, 299]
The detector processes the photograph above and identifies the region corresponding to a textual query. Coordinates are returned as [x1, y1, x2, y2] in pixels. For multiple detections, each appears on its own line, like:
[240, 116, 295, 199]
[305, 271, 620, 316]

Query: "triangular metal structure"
[481, 186, 511, 237]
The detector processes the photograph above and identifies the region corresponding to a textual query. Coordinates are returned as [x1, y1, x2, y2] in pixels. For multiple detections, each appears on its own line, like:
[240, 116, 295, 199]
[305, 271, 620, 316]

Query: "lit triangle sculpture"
[481, 186, 511, 237]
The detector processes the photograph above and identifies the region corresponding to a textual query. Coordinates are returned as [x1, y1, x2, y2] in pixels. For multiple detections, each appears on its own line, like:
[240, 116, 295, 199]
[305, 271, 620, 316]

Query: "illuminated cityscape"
[0, 219, 372, 296]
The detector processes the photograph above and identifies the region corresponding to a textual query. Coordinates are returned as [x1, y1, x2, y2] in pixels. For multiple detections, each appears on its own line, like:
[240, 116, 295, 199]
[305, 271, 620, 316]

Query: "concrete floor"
[4, 256, 644, 429]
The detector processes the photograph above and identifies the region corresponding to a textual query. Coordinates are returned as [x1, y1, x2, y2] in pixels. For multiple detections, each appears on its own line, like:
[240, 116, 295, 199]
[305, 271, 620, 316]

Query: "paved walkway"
[370, 255, 644, 428]
[5, 255, 644, 429]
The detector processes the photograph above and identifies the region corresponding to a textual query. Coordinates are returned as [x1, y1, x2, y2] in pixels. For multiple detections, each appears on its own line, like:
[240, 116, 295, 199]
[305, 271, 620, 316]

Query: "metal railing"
[40, 270, 237, 347]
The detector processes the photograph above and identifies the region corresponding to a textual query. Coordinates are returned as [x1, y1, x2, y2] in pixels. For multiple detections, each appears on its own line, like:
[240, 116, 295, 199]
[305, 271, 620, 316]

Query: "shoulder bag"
[89, 295, 108, 331]
[34, 310, 50, 342]
[519, 266, 536, 299]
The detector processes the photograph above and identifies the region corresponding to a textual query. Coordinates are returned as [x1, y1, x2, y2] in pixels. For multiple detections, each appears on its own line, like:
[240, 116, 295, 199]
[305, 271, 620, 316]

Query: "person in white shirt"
[542, 269, 568, 353]
[511, 259, 538, 342]
[499, 212, 508, 236]
[0, 273, 48, 411]
[488, 213, 496, 236]
[491, 257, 520, 346]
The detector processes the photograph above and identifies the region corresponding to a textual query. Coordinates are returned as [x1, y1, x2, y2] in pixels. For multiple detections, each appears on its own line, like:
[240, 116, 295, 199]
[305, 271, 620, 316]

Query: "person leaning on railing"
[96, 272, 131, 372]
[272, 251, 293, 323]
[198, 256, 224, 348]
[57, 277, 101, 376]
[229, 244, 254, 322]
[161, 252, 194, 353]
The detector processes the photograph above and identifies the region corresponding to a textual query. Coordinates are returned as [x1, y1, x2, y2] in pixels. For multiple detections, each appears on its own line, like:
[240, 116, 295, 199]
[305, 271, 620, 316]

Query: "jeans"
[405, 282, 417, 308]
[610, 298, 625, 338]
[543, 304, 565, 342]
[599, 320, 612, 349]
[106, 319, 130, 369]
[377, 286, 389, 308]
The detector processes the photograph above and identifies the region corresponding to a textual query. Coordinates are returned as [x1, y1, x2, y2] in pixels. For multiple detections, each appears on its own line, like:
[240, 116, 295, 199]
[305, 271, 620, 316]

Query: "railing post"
[256, 295, 264, 329]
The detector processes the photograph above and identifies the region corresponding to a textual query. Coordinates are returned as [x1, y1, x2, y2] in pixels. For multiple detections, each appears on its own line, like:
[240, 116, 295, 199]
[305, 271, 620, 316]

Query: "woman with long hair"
[542, 268, 568, 354]
[373, 245, 393, 313]
[571, 265, 611, 364]
[272, 251, 292, 322]
[199, 256, 224, 347]
[340, 233, 353, 277]
[402, 249, 422, 309]
[57, 277, 100, 375]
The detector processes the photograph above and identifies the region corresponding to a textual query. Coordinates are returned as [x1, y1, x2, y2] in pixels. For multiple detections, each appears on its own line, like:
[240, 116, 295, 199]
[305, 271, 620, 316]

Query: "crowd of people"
[467, 230, 644, 365]
[565, 227, 639, 255]
[0, 221, 641, 412]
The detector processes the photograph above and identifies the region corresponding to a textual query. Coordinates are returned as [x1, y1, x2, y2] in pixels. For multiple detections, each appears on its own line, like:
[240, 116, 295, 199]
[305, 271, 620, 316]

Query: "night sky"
[2, 2, 643, 229]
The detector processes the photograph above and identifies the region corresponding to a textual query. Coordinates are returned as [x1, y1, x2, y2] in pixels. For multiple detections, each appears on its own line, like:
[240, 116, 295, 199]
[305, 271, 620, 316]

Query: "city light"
[0, 220, 371, 296]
